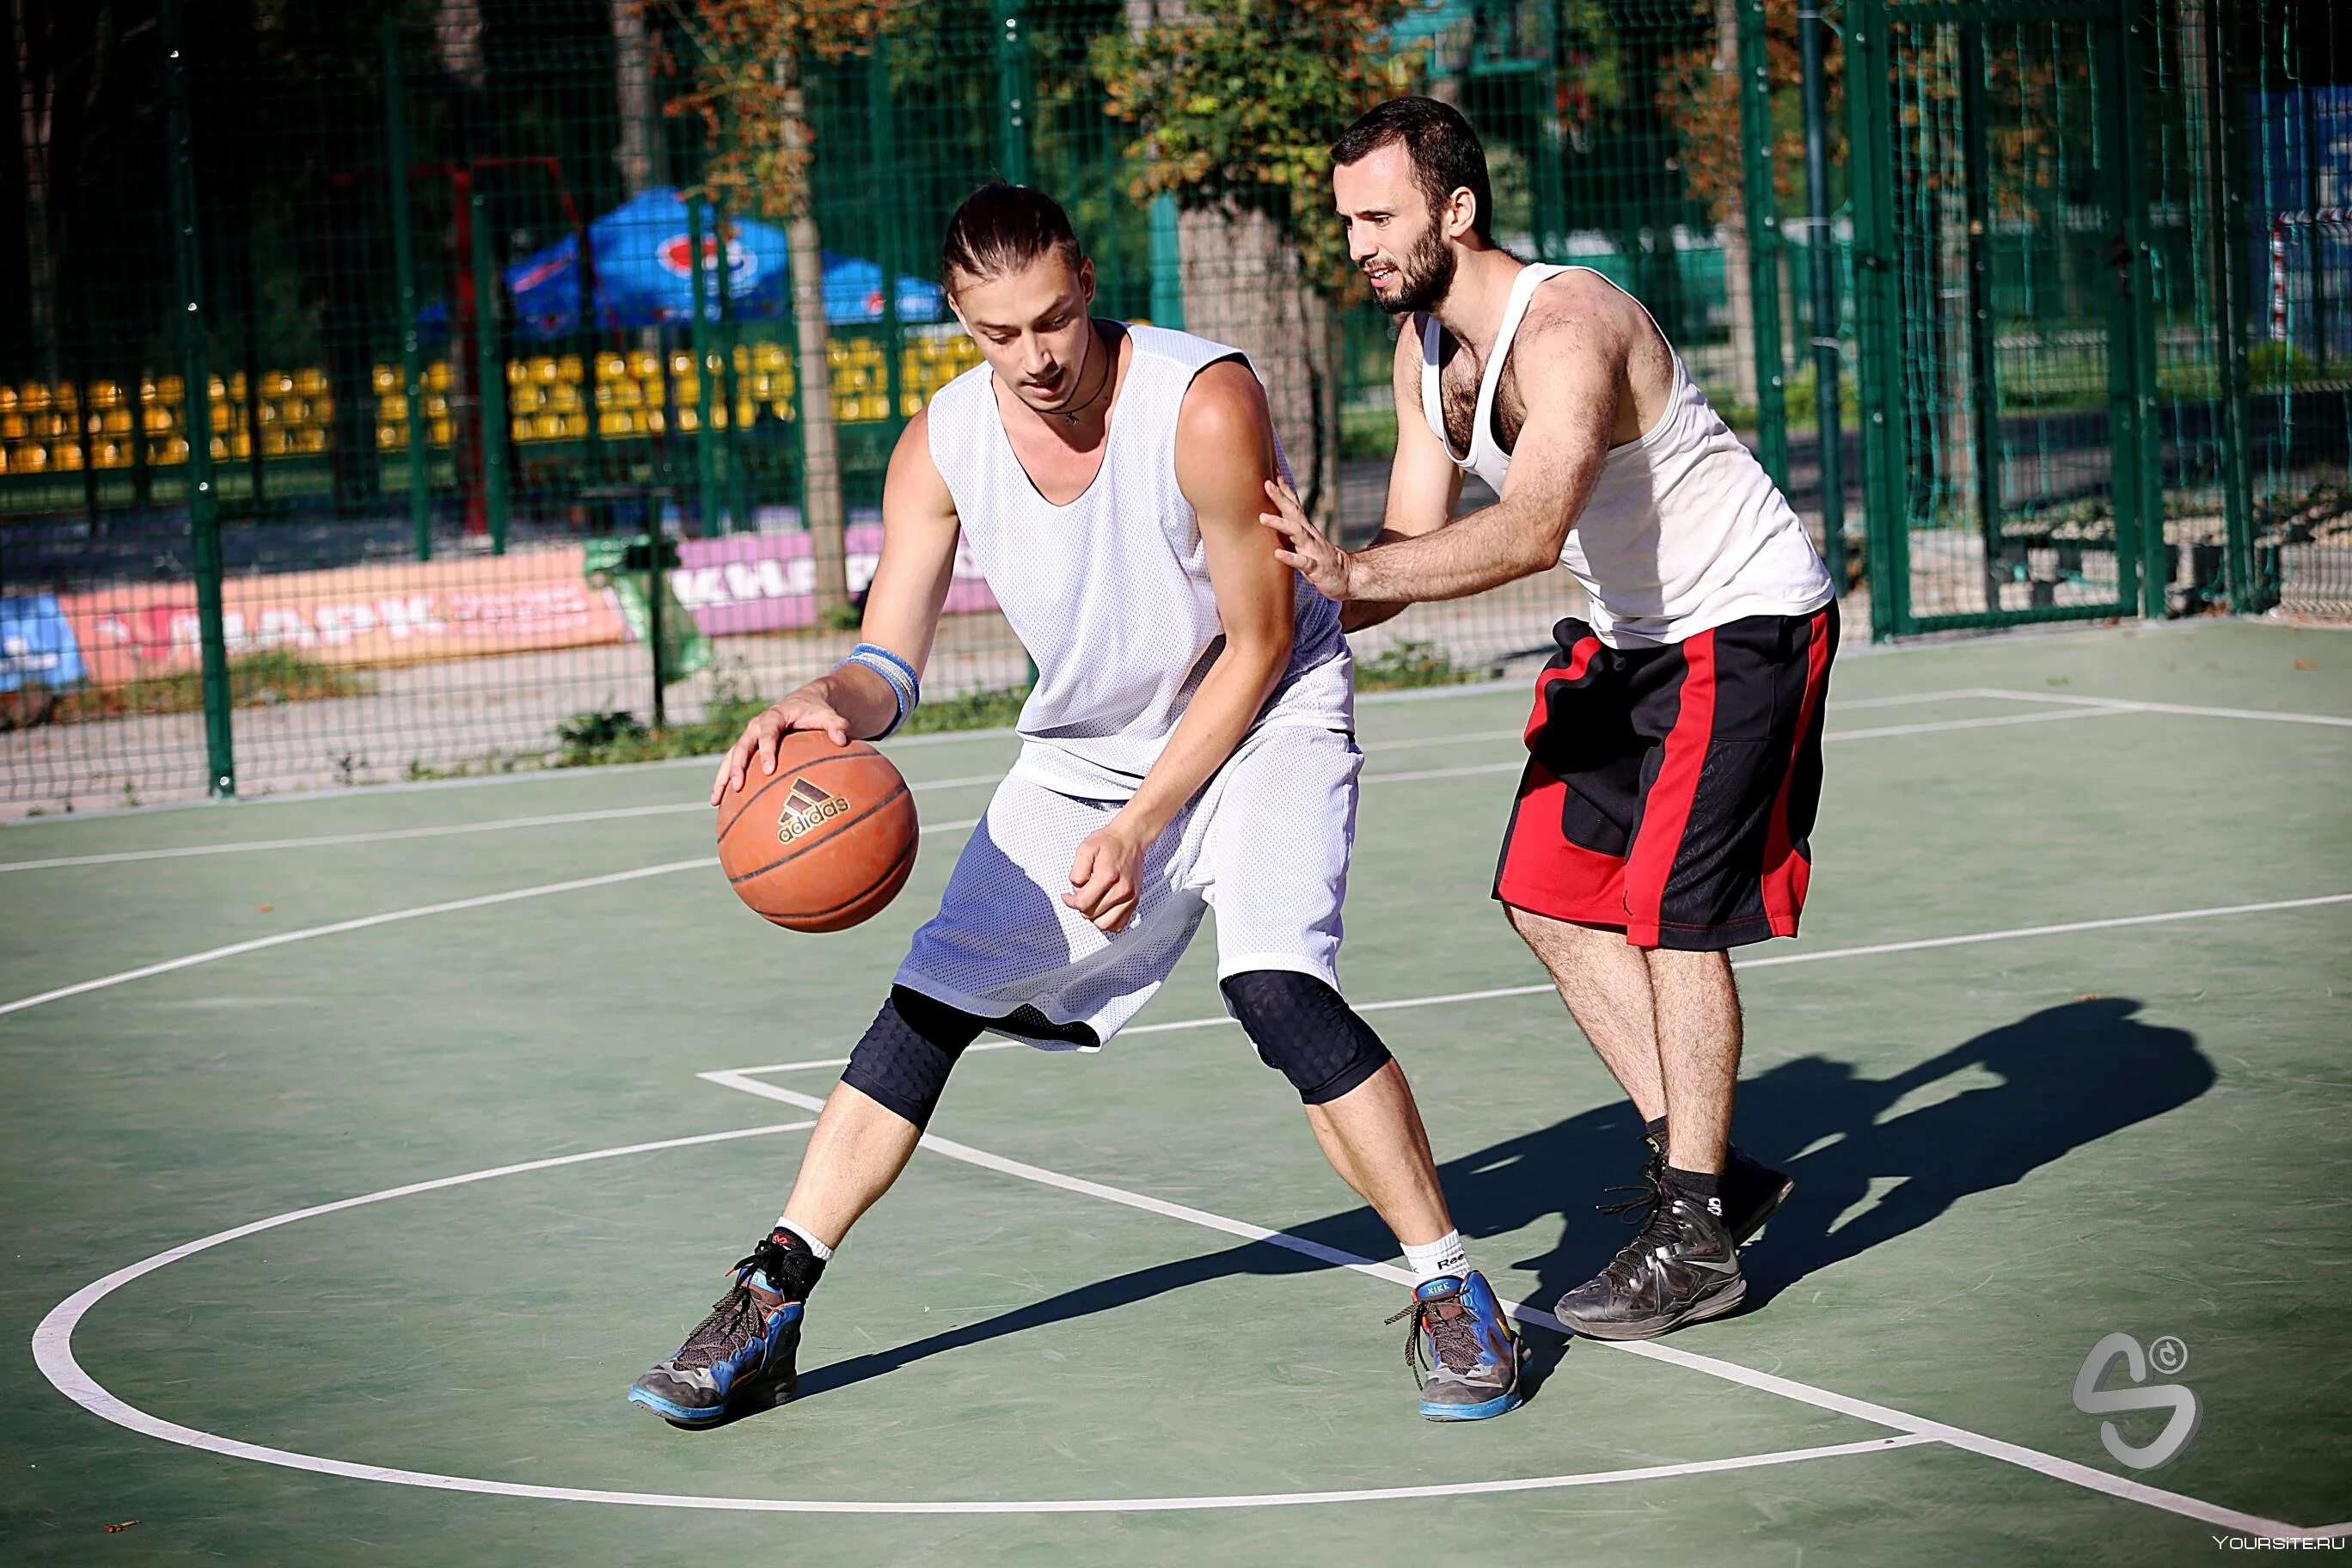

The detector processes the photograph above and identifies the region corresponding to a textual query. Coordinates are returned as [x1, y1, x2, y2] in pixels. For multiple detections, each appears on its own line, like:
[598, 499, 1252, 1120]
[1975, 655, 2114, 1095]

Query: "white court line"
[0, 818, 982, 1021]
[0, 775, 1007, 874]
[0, 688, 2059, 873]
[699, 1071, 2342, 1539]
[26, 1116, 1939, 1515]
[1970, 688, 2352, 728]
[0, 701, 2163, 1015]
[718, 890, 2352, 1076]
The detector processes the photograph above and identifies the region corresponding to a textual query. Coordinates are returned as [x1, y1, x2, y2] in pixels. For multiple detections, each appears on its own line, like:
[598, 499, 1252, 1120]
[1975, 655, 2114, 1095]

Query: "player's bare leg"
[1507, 906, 1665, 1118]
[1302, 1058, 1451, 1246]
[775, 1080, 926, 1249]
[1650, 947, 1742, 1176]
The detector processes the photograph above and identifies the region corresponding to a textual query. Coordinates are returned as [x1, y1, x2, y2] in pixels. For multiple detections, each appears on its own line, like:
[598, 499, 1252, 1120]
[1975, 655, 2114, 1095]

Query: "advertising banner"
[669, 524, 998, 637]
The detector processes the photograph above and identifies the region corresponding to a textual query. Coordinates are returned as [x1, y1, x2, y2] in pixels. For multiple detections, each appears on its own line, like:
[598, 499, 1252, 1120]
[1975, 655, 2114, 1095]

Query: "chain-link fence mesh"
[0, 0, 2339, 814]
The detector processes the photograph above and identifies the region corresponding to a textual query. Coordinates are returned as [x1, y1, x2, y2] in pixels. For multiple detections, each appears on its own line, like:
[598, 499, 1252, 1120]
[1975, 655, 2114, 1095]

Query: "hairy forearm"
[1344, 498, 1563, 604]
[1114, 636, 1288, 841]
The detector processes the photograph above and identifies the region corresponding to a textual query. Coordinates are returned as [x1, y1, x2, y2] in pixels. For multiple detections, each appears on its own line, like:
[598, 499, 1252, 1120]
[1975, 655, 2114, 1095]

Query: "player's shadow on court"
[788, 996, 2208, 1410]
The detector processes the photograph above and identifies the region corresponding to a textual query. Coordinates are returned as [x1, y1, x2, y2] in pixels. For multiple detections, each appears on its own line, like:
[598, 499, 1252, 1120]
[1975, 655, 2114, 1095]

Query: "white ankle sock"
[774, 1216, 835, 1259]
[1400, 1229, 1468, 1285]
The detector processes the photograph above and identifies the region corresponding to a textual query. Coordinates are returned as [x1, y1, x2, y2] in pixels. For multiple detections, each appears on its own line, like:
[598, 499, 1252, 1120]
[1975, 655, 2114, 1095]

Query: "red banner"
[61, 548, 628, 687]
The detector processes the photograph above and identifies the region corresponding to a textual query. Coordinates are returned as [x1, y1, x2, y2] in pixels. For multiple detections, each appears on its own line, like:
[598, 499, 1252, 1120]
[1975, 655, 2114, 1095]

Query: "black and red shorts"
[1494, 604, 1838, 951]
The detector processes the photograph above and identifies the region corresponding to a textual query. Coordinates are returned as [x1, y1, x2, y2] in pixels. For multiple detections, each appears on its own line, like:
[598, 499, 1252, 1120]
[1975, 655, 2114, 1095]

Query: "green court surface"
[3, 617, 2349, 1565]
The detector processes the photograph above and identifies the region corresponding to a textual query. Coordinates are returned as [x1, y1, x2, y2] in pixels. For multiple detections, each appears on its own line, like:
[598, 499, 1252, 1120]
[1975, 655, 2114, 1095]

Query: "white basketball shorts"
[895, 721, 1362, 1048]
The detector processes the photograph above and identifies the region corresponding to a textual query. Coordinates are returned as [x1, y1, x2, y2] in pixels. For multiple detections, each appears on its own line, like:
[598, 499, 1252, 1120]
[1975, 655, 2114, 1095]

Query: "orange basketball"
[715, 732, 918, 932]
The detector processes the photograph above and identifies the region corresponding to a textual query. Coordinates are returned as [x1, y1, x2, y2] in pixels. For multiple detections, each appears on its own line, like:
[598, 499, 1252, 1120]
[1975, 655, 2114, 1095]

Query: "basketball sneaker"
[1553, 1184, 1745, 1339]
[627, 1229, 820, 1427]
[1608, 1125, 1793, 1246]
[1387, 1271, 1525, 1421]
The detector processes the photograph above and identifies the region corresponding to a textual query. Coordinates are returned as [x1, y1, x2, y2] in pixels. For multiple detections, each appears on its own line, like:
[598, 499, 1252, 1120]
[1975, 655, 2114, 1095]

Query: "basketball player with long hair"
[627, 183, 1523, 1428]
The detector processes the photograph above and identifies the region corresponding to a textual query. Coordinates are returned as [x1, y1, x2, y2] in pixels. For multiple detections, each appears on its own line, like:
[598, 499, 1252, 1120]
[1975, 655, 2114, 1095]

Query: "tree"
[1095, 0, 1418, 527]
[662, 0, 913, 616]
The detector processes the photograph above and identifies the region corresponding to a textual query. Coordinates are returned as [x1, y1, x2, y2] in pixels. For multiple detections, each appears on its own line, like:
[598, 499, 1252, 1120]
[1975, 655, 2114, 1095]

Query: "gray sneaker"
[1554, 1187, 1746, 1339]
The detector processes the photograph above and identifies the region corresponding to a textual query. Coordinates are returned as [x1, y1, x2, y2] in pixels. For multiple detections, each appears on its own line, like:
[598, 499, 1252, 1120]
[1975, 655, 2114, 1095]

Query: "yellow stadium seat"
[630, 351, 661, 381]
[598, 352, 627, 382]
[599, 410, 633, 438]
[91, 381, 123, 409]
[770, 399, 794, 422]
[263, 371, 293, 396]
[57, 441, 83, 470]
[377, 424, 403, 450]
[554, 355, 580, 383]
[372, 364, 399, 395]
[101, 409, 132, 436]
[0, 386, 15, 411]
[17, 444, 47, 470]
[671, 351, 695, 378]
[834, 396, 862, 423]
[292, 368, 328, 396]
[143, 407, 173, 436]
[644, 408, 665, 434]
[901, 392, 924, 418]
[379, 394, 408, 422]
[260, 430, 291, 456]
[736, 400, 756, 427]
[676, 407, 700, 432]
[21, 385, 51, 413]
[161, 437, 189, 464]
[429, 419, 454, 446]
[0, 416, 20, 441]
[425, 361, 452, 391]
[96, 440, 128, 469]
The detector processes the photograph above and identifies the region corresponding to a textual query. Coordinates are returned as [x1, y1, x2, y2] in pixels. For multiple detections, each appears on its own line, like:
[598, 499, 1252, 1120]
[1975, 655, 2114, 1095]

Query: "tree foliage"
[656, 0, 916, 217]
[1092, 0, 1421, 295]
[1654, 0, 1842, 225]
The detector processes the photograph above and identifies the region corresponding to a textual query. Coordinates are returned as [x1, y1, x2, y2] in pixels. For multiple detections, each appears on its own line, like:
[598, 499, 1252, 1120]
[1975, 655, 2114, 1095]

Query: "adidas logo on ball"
[775, 777, 850, 842]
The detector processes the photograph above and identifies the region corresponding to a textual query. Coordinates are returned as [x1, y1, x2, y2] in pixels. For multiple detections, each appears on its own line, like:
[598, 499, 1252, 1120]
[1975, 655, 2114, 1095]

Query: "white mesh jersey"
[1419, 264, 1832, 648]
[928, 322, 1352, 800]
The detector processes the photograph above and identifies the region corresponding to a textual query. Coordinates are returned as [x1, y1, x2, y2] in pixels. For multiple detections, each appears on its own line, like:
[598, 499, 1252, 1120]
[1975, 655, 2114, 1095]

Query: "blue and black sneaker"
[628, 1229, 822, 1428]
[1387, 1271, 1525, 1421]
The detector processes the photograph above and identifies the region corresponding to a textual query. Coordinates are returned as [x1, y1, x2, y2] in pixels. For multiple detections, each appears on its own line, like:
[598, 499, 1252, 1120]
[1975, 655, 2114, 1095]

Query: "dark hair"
[1329, 97, 1494, 242]
[940, 182, 1083, 291]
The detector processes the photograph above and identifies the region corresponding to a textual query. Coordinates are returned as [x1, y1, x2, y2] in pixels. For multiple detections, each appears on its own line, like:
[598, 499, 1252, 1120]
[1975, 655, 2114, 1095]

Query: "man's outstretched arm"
[1262, 308, 1626, 606]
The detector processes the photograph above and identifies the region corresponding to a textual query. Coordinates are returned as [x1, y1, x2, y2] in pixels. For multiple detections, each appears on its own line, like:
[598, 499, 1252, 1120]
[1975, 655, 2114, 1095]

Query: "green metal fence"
[0, 0, 2339, 815]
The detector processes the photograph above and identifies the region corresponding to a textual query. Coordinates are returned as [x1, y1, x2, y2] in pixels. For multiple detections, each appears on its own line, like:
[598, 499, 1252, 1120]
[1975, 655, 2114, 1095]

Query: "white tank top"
[929, 323, 1352, 800]
[1419, 264, 1832, 647]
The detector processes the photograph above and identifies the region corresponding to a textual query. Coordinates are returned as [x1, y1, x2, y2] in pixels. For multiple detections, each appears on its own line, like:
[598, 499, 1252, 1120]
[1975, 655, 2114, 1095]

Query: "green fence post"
[2205, 1, 2263, 613]
[1843, 0, 1903, 637]
[163, 0, 233, 799]
[1148, 196, 1185, 329]
[687, 194, 720, 536]
[469, 184, 510, 554]
[713, 196, 749, 534]
[1736, 0, 1789, 493]
[1798, 0, 1846, 595]
[646, 519, 666, 732]
[1958, 22, 2004, 616]
[2111, 9, 2165, 620]
[872, 41, 908, 460]
[383, 18, 432, 562]
[992, 0, 1032, 185]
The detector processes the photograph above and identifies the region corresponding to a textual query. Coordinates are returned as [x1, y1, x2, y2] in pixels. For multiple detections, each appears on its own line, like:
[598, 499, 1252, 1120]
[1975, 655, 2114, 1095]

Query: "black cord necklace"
[1048, 322, 1113, 426]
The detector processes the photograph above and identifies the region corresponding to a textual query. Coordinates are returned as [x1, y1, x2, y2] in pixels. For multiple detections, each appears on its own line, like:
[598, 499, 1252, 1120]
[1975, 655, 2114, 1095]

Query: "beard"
[1371, 222, 1457, 316]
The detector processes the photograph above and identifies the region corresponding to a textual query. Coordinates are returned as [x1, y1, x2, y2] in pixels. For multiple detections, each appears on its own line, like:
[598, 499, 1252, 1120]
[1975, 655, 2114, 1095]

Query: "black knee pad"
[1220, 970, 1393, 1106]
[840, 986, 986, 1130]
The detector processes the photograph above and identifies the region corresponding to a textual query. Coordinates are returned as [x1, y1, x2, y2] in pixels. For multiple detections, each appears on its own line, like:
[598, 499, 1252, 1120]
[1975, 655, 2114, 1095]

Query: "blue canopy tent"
[423, 187, 947, 339]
